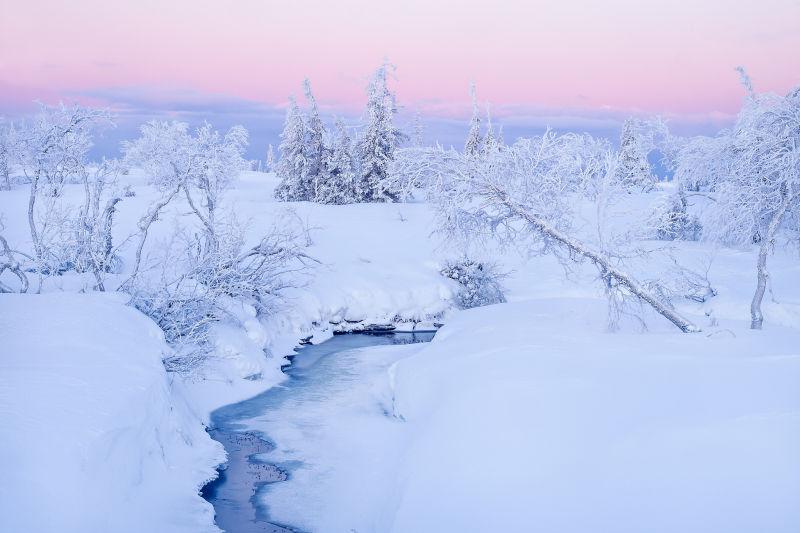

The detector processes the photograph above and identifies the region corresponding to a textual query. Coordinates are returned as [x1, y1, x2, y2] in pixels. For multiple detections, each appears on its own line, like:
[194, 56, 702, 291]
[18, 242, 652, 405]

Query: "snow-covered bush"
[441, 257, 506, 309]
[653, 187, 702, 241]
[127, 218, 314, 372]
[122, 120, 317, 369]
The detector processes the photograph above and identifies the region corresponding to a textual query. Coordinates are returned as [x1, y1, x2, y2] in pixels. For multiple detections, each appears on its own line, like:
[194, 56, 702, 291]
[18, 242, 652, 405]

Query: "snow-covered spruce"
[615, 117, 656, 192]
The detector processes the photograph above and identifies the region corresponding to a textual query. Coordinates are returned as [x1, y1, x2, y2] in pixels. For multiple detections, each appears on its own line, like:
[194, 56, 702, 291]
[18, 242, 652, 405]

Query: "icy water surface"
[202, 332, 435, 532]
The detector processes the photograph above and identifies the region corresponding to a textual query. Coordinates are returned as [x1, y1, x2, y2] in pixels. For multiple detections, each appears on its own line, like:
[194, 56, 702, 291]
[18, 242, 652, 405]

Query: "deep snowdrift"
[0, 293, 223, 533]
[389, 299, 800, 532]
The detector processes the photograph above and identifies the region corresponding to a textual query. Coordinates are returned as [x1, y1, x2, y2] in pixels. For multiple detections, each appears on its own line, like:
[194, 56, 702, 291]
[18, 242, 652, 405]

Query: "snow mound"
[390, 298, 800, 532]
[0, 293, 224, 533]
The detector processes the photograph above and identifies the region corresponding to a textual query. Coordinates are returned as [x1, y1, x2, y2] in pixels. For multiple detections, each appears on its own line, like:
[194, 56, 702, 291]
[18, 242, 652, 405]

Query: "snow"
[252, 297, 800, 532]
[390, 299, 800, 532]
[2, 171, 799, 532]
[0, 293, 223, 533]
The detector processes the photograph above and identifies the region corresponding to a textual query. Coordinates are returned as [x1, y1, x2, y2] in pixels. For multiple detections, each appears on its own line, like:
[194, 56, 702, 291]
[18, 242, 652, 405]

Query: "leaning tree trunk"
[495, 189, 701, 333]
[750, 190, 791, 330]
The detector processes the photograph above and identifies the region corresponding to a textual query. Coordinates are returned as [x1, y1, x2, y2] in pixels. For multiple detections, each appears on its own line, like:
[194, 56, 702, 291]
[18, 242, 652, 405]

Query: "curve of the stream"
[201, 331, 435, 532]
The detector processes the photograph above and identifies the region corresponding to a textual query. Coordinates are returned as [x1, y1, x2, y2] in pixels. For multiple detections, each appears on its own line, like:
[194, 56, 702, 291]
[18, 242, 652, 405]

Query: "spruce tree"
[274, 97, 309, 201]
[303, 78, 328, 200]
[616, 118, 655, 191]
[265, 143, 274, 172]
[318, 118, 356, 204]
[357, 63, 404, 202]
[464, 82, 483, 156]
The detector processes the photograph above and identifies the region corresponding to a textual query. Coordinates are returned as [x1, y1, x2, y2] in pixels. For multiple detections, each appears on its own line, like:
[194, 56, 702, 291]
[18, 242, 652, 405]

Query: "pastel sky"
[1, 0, 799, 155]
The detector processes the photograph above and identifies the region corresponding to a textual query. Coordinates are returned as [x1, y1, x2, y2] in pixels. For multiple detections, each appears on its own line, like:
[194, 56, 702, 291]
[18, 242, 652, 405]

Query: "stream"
[201, 331, 436, 532]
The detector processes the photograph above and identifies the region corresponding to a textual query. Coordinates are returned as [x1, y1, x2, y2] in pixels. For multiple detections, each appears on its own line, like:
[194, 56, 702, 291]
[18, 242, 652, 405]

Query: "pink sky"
[1, 0, 799, 122]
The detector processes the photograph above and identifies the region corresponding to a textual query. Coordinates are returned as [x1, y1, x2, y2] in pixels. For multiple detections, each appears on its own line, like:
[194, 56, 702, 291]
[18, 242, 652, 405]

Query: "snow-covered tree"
[404, 132, 699, 332]
[265, 143, 275, 172]
[274, 97, 309, 201]
[357, 63, 405, 202]
[616, 118, 656, 191]
[302, 79, 329, 199]
[464, 82, 483, 156]
[317, 118, 356, 204]
[411, 112, 425, 148]
[483, 104, 502, 154]
[653, 185, 702, 241]
[7, 104, 112, 276]
[122, 121, 315, 364]
[0, 125, 10, 190]
[122, 120, 249, 275]
[697, 77, 800, 329]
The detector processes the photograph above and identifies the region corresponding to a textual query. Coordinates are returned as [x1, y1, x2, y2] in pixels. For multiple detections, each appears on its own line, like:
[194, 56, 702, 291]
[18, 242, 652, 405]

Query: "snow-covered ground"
[1, 171, 799, 532]
[0, 293, 222, 532]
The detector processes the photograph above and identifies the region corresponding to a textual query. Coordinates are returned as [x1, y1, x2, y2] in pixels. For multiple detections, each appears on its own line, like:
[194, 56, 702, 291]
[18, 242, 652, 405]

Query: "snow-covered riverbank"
[0, 293, 223, 532]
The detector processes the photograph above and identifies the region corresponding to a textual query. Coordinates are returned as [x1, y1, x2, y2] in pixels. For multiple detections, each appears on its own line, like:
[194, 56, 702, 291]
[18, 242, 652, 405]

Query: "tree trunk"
[750, 190, 791, 330]
[119, 185, 181, 291]
[496, 190, 701, 333]
[28, 174, 40, 259]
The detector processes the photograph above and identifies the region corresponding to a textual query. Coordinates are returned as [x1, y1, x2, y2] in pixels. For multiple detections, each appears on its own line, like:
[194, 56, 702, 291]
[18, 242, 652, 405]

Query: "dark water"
[201, 332, 435, 533]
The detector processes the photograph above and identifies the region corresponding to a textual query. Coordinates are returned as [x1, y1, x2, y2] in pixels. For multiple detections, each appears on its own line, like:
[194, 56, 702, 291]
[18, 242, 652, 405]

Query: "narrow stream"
[201, 331, 435, 532]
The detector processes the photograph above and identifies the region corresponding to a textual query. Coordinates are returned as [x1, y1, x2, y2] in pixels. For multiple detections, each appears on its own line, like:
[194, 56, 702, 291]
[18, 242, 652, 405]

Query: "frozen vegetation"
[0, 68, 798, 532]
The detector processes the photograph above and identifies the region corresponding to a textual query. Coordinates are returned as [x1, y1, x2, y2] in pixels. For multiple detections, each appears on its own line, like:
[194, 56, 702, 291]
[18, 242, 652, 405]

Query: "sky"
[1, 0, 799, 158]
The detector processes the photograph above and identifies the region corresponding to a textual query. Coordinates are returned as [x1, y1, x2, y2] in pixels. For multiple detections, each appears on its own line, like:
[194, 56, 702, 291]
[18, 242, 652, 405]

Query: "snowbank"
[388, 299, 800, 532]
[254, 297, 800, 532]
[0, 293, 223, 533]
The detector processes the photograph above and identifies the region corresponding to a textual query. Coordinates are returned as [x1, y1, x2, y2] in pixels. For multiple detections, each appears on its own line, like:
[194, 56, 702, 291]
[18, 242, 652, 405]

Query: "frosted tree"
[317, 118, 356, 204]
[616, 118, 656, 191]
[464, 82, 483, 156]
[122, 120, 249, 275]
[0, 125, 10, 190]
[6, 103, 112, 275]
[122, 121, 315, 363]
[653, 185, 702, 241]
[483, 104, 502, 154]
[357, 63, 405, 202]
[274, 97, 309, 201]
[265, 143, 275, 172]
[698, 77, 800, 329]
[403, 132, 700, 332]
[411, 112, 425, 148]
[302, 78, 329, 199]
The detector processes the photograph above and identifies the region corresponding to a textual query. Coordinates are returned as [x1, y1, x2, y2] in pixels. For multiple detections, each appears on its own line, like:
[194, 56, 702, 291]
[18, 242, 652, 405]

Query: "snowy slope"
[0, 293, 223, 533]
[389, 299, 800, 532]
